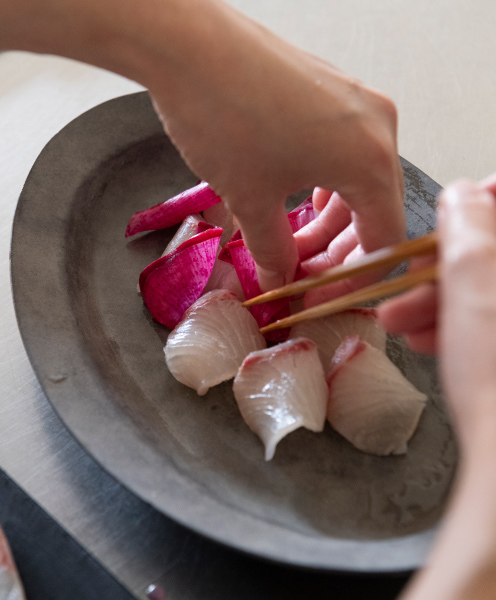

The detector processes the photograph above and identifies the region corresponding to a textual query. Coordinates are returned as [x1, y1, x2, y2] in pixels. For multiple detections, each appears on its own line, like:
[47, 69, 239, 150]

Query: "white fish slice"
[0, 526, 26, 600]
[327, 336, 427, 456]
[233, 337, 328, 460]
[162, 214, 203, 257]
[290, 308, 387, 372]
[165, 289, 266, 395]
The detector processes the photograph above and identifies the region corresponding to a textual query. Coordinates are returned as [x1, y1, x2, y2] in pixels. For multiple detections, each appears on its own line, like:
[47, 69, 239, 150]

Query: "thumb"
[439, 180, 496, 415]
[234, 201, 298, 292]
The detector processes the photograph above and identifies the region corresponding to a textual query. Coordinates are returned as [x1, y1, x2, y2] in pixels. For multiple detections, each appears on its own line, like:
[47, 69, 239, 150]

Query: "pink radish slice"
[218, 229, 242, 264]
[196, 221, 216, 234]
[227, 239, 291, 341]
[140, 228, 222, 328]
[126, 181, 222, 237]
[287, 197, 317, 233]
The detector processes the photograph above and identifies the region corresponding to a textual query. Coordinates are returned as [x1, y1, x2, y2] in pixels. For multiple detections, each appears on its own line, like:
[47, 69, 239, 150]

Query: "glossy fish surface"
[290, 308, 387, 372]
[165, 289, 266, 395]
[233, 337, 328, 460]
[327, 336, 427, 456]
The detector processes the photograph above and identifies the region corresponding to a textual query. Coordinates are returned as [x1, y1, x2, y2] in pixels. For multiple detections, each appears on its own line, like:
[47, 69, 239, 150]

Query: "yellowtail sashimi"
[290, 308, 387, 372]
[162, 214, 202, 256]
[165, 290, 266, 395]
[233, 337, 328, 460]
[327, 336, 427, 456]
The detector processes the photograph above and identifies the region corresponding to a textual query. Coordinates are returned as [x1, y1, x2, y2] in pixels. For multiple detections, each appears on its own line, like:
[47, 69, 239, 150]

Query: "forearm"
[0, 0, 244, 86]
[401, 417, 496, 600]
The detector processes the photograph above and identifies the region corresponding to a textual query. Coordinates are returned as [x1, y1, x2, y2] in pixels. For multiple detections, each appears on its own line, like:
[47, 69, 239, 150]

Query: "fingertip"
[404, 329, 437, 355]
[312, 187, 334, 212]
[256, 265, 289, 292]
[479, 173, 496, 196]
[377, 283, 438, 336]
[235, 202, 299, 292]
[375, 300, 400, 334]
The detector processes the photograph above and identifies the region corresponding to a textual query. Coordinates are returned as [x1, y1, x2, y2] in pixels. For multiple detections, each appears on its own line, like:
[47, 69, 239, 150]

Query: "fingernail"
[256, 266, 286, 292]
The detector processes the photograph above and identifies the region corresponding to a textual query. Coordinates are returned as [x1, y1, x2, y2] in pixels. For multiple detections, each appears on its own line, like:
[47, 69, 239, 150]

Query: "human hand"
[392, 176, 496, 600]
[378, 176, 496, 356]
[146, 0, 405, 291]
[378, 176, 496, 444]
[0, 0, 405, 293]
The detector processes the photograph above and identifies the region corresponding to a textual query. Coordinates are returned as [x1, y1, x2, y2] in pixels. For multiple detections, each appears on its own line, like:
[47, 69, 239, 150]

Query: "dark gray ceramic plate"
[11, 92, 456, 573]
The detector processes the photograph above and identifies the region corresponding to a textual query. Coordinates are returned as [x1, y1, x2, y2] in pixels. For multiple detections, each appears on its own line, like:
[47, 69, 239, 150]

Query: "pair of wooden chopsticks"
[242, 232, 438, 333]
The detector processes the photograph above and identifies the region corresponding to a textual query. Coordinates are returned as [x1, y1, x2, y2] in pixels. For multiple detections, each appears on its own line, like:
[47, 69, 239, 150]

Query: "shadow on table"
[0, 468, 137, 600]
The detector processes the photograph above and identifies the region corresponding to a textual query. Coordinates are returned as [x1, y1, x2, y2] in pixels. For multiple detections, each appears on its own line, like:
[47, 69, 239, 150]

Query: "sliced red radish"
[227, 239, 291, 341]
[140, 228, 222, 328]
[126, 181, 222, 237]
[287, 196, 317, 233]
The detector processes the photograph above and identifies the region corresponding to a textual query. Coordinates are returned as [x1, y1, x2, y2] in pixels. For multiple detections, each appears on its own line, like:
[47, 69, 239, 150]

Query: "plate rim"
[10, 91, 446, 573]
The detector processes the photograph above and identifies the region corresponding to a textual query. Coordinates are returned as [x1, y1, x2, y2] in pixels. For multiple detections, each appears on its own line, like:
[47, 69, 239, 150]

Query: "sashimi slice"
[140, 228, 222, 328]
[227, 239, 291, 341]
[165, 290, 266, 395]
[161, 214, 202, 256]
[0, 526, 26, 600]
[126, 181, 222, 237]
[233, 337, 328, 460]
[290, 309, 387, 373]
[287, 197, 317, 233]
[327, 336, 427, 456]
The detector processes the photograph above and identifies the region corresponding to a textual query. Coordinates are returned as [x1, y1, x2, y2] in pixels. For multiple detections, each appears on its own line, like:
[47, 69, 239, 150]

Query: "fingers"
[323, 92, 406, 254]
[376, 255, 438, 353]
[300, 222, 358, 275]
[233, 200, 299, 292]
[345, 152, 406, 254]
[312, 187, 333, 212]
[301, 224, 359, 306]
[404, 328, 437, 355]
[294, 190, 351, 261]
[479, 174, 496, 195]
[438, 180, 496, 437]
[377, 282, 438, 352]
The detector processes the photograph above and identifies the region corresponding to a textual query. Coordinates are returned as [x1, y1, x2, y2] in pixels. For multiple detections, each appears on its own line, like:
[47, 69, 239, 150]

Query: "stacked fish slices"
[165, 296, 427, 460]
[128, 182, 427, 461]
